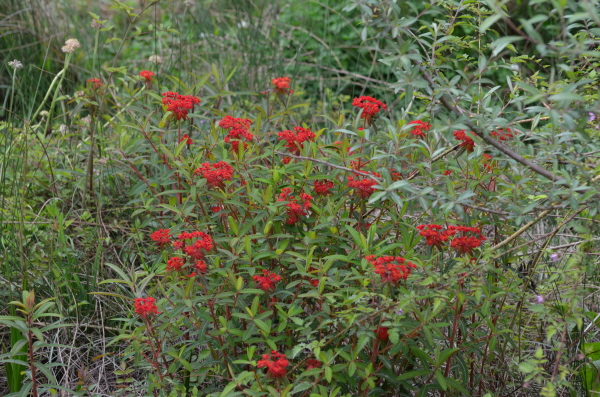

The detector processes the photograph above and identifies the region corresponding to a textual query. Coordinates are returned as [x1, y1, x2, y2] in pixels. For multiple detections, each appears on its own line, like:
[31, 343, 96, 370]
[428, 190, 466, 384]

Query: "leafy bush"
[2, 0, 600, 396]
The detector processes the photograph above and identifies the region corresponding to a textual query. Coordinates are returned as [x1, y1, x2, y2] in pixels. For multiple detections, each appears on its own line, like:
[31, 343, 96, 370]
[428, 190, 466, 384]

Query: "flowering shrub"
[7, 2, 598, 396]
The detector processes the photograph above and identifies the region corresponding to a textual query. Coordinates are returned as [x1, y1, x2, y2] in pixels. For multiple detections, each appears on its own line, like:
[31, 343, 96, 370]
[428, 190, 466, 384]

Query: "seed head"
[8, 59, 23, 70]
[62, 38, 81, 53]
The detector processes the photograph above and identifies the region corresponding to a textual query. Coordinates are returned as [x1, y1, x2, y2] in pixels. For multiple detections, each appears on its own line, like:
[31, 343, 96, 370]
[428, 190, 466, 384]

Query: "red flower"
[313, 180, 334, 196]
[193, 260, 208, 273]
[407, 120, 432, 138]
[195, 162, 233, 189]
[173, 231, 213, 260]
[416, 224, 453, 248]
[150, 229, 171, 247]
[390, 170, 403, 181]
[347, 171, 380, 199]
[454, 130, 475, 152]
[366, 255, 417, 283]
[257, 350, 289, 378]
[139, 70, 155, 82]
[134, 297, 160, 317]
[86, 78, 102, 90]
[278, 188, 312, 224]
[282, 157, 291, 164]
[482, 154, 493, 172]
[308, 266, 320, 287]
[219, 116, 254, 152]
[167, 256, 185, 271]
[271, 77, 293, 95]
[306, 359, 322, 369]
[491, 128, 515, 141]
[253, 269, 282, 292]
[180, 134, 193, 145]
[277, 127, 316, 155]
[445, 225, 486, 255]
[352, 96, 387, 123]
[443, 170, 452, 175]
[450, 236, 486, 255]
[161, 92, 201, 121]
[375, 326, 389, 341]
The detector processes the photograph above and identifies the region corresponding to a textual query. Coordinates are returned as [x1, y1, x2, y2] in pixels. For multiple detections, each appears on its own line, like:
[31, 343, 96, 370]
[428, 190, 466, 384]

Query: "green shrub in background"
[1, 0, 600, 396]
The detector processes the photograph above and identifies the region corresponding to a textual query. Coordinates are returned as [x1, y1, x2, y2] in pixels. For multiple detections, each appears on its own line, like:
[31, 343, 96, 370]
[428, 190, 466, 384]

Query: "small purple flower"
[536, 295, 544, 304]
[550, 253, 560, 262]
[396, 309, 404, 316]
[589, 112, 596, 122]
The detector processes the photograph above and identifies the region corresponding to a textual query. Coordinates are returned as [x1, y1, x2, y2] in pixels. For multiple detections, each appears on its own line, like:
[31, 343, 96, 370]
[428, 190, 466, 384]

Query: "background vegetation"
[2, 0, 600, 396]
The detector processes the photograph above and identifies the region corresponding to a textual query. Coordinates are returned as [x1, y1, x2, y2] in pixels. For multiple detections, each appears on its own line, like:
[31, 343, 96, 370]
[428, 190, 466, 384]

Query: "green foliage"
[2, 0, 600, 396]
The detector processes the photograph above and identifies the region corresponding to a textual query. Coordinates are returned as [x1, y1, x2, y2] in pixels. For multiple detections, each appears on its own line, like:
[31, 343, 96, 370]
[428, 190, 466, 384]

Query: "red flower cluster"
[407, 120, 432, 138]
[161, 91, 201, 121]
[271, 77, 293, 95]
[308, 266, 320, 287]
[253, 269, 282, 292]
[257, 350, 289, 378]
[86, 78, 102, 89]
[443, 170, 452, 175]
[150, 229, 171, 247]
[416, 224, 486, 255]
[491, 128, 515, 141]
[139, 70, 155, 82]
[390, 170, 403, 181]
[449, 225, 486, 255]
[375, 326, 389, 341]
[366, 255, 417, 283]
[219, 115, 254, 152]
[277, 127, 316, 155]
[194, 260, 208, 273]
[166, 256, 185, 272]
[352, 96, 387, 122]
[306, 359, 322, 369]
[195, 161, 233, 189]
[482, 154, 493, 172]
[180, 134, 193, 145]
[282, 157, 291, 164]
[416, 224, 452, 248]
[278, 188, 313, 224]
[454, 130, 475, 152]
[173, 231, 213, 260]
[313, 180, 334, 196]
[134, 297, 159, 317]
[347, 171, 380, 199]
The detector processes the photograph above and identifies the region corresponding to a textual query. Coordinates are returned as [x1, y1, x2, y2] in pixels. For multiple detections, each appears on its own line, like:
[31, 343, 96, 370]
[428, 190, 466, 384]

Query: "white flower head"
[8, 60, 23, 70]
[148, 54, 163, 64]
[183, 0, 195, 6]
[62, 38, 81, 53]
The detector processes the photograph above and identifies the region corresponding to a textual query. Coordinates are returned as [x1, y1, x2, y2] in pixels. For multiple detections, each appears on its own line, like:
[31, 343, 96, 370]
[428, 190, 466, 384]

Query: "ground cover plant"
[2, 0, 600, 396]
